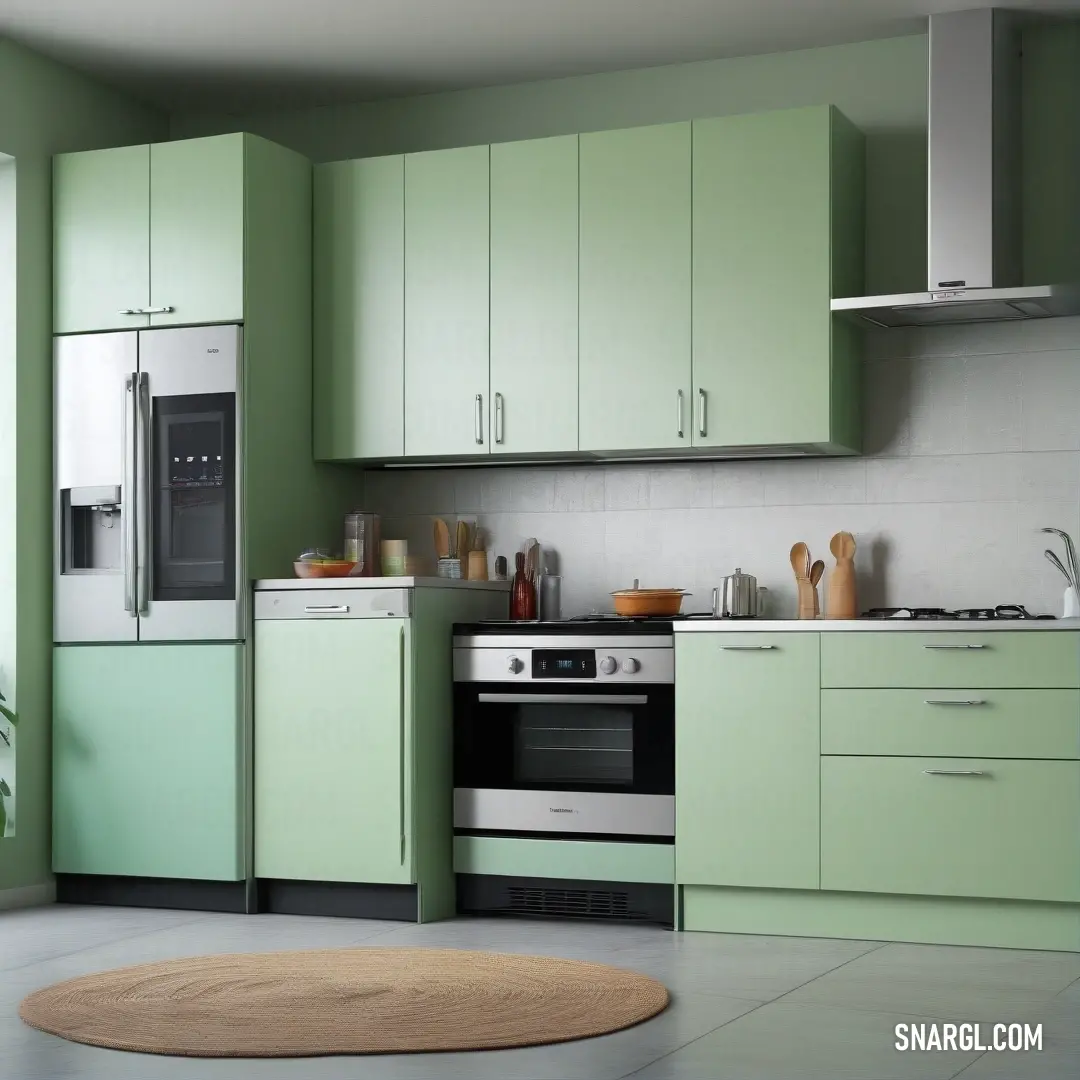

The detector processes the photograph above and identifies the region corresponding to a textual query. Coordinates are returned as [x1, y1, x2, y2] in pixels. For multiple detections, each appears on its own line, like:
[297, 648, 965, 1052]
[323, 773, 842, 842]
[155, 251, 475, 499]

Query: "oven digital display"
[532, 649, 597, 678]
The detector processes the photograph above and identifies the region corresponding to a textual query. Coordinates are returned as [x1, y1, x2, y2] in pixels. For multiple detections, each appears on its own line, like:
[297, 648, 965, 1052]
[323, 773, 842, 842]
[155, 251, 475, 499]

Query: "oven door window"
[454, 685, 674, 796]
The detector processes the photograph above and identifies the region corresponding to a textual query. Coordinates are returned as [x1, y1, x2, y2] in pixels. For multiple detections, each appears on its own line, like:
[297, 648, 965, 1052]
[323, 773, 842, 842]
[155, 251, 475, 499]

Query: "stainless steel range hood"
[832, 8, 1080, 329]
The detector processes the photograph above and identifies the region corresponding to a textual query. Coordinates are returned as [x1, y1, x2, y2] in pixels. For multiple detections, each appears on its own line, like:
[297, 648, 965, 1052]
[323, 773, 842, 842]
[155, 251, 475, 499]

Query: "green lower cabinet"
[821, 756, 1080, 903]
[676, 633, 820, 889]
[821, 688, 1080, 759]
[53, 644, 244, 880]
[454, 836, 673, 884]
[821, 631, 1080, 689]
[254, 617, 412, 885]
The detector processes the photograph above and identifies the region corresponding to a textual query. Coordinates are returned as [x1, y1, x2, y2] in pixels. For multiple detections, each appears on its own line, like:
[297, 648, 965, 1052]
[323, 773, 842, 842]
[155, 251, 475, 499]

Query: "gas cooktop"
[862, 606, 1055, 621]
[455, 614, 707, 635]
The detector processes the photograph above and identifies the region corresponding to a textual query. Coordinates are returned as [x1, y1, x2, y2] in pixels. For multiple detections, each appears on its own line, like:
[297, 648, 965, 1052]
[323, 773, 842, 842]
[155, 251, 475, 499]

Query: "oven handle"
[477, 693, 648, 705]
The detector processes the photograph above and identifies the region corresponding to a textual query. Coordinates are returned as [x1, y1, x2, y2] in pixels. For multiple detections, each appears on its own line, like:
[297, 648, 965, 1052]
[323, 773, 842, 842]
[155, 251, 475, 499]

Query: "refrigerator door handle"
[136, 371, 152, 615]
[123, 373, 138, 615]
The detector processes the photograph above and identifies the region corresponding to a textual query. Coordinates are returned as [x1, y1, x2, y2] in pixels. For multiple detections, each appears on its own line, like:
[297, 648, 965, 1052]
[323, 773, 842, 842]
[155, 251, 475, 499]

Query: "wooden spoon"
[827, 531, 857, 620]
[810, 559, 825, 618]
[433, 519, 450, 561]
[790, 542, 814, 619]
[789, 542, 810, 581]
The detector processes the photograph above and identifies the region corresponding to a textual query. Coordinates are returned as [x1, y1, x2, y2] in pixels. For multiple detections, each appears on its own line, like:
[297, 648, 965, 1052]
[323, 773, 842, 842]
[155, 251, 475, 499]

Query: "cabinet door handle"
[474, 394, 484, 445]
[924, 698, 986, 706]
[698, 388, 707, 438]
[140, 306, 174, 315]
[303, 604, 349, 614]
[923, 644, 987, 650]
[119, 309, 143, 316]
[676, 389, 684, 438]
[495, 392, 504, 444]
[720, 644, 776, 650]
[399, 627, 407, 865]
[922, 769, 988, 777]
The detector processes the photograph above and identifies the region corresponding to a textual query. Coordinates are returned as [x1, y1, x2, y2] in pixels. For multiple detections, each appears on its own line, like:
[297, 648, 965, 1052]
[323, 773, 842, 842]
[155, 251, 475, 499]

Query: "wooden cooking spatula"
[810, 559, 825, 618]
[790, 542, 815, 620]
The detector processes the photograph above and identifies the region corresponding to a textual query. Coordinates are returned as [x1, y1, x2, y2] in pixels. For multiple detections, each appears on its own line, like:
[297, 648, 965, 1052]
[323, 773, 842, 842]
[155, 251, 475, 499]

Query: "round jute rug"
[18, 946, 670, 1057]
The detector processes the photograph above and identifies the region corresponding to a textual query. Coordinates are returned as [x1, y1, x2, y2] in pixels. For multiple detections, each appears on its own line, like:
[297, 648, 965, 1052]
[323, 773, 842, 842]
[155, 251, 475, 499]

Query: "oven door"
[453, 683, 674, 838]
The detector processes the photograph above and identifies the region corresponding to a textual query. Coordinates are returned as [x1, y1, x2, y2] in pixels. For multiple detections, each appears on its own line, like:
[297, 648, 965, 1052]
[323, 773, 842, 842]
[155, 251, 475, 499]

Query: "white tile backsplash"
[361, 319, 1080, 618]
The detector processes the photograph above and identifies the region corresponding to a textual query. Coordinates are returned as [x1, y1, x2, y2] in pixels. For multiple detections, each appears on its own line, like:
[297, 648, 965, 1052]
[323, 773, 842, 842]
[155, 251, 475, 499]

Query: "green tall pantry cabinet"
[253, 583, 508, 922]
[51, 133, 355, 908]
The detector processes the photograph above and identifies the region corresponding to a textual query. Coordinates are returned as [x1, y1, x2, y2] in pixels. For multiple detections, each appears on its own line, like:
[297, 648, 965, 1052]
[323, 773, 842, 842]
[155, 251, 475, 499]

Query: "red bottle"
[510, 552, 537, 620]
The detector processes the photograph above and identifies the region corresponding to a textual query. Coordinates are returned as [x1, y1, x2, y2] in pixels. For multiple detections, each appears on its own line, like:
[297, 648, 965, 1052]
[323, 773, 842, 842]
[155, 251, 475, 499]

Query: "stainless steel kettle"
[713, 568, 761, 618]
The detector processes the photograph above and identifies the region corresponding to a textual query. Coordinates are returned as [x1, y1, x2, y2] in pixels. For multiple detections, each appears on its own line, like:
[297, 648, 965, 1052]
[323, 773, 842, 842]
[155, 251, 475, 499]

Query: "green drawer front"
[821, 756, 1080, 902]
[821, 689, 1080, 759]
[453, 836, 674, 884]
[821, 632, 1080, 689]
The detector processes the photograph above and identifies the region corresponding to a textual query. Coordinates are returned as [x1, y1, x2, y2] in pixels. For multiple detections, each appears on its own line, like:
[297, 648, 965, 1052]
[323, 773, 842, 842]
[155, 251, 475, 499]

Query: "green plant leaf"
[0, 778, 10, 797]
[0, 703, 16, 725]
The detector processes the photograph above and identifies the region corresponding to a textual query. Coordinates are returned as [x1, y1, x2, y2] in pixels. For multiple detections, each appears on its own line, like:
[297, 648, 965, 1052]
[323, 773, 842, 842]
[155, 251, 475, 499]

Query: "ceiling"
[1, 0, 1079, 113]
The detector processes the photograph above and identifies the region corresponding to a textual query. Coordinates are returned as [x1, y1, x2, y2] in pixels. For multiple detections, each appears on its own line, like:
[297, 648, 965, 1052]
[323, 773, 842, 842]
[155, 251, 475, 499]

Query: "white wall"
[364, 319, 1080, 620]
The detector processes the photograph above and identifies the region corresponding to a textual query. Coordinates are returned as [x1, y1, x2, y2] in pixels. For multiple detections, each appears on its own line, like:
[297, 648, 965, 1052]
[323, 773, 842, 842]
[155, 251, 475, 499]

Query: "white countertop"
[254, 576, 512, 592]
[673, 617, 1080, 632]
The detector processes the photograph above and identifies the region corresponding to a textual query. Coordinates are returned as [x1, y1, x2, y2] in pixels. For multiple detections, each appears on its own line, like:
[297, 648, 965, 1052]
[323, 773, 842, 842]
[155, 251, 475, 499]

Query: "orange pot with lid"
[610, 581, 689, 617]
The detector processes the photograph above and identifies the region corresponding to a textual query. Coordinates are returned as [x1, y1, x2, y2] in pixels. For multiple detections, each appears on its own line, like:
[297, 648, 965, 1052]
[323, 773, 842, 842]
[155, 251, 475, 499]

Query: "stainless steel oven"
[452, 629, 675, 839]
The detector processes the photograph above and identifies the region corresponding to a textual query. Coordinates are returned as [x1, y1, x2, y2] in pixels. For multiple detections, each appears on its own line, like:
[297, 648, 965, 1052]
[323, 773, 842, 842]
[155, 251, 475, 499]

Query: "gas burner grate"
[862, 605, 1054, 621]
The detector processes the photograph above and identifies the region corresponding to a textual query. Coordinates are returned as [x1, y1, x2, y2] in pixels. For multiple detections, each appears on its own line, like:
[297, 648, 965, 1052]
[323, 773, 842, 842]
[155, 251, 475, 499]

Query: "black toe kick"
[55, 874, 249, 914]
[254, 879, 419, 921]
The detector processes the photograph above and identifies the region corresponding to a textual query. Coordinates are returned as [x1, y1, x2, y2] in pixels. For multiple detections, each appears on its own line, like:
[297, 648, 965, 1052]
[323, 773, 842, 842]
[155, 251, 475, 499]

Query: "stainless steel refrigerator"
[52, 324, 249, 902]
[54, 324, 243, 643]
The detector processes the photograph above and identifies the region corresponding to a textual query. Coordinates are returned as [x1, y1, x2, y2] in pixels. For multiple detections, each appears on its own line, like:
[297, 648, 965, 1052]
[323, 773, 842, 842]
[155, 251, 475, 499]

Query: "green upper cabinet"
[254, 616, 412, 886]
[489, 136, 579, 455]
[54, 144, 151, 334]
[149, 134, 245, 327]
[692, 107, 864, 453]
[579, 123, 692, 453]
[313, 156, 405, 461]
[404, 145, 490, 458]
[54, 134, 261, 333]
[676, 632, 821, 890]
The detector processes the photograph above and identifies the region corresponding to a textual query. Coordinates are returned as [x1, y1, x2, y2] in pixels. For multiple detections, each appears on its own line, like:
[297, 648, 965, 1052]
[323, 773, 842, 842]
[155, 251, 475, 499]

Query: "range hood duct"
[832, 8, 1080, 328]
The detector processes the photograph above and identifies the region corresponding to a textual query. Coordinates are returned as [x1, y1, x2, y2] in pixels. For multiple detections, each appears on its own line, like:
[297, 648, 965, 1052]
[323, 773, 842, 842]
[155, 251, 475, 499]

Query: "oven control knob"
[599, 656, 618, 675]
[622, 657, 641, 674]
[507, 656, 524, 674]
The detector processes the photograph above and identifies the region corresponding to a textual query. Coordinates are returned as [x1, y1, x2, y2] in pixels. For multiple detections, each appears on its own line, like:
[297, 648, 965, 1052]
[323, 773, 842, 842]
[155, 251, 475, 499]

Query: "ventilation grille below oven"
[505, 885, 644, 921]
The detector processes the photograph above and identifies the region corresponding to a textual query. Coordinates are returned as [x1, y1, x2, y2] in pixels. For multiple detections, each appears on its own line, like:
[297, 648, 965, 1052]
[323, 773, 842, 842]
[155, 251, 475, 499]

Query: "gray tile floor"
[1, 905, 1077, 1079]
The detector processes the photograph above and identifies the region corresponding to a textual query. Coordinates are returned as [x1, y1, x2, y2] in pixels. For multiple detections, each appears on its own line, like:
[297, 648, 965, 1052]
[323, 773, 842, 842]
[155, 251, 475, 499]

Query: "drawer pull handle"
[303, 605, 350, 614]
[923, 769, 988, 777]
[924, 699, 986, 706]
[923, 644, 987, 650]
[720, 645, 776, 651]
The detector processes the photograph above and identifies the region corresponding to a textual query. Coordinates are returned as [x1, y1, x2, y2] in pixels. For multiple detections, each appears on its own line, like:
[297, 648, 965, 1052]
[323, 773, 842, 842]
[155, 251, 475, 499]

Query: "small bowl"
[293, 560, 357, 579]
